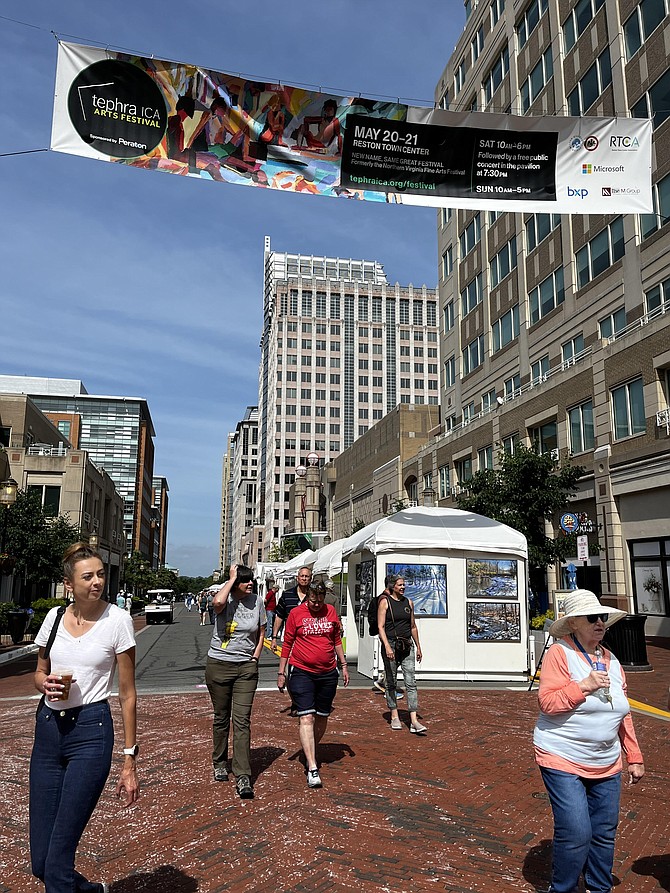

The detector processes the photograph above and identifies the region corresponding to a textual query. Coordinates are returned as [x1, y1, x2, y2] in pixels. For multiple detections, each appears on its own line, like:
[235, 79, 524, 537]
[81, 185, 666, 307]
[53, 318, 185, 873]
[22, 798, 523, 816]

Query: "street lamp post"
[0, 478, 18, 600]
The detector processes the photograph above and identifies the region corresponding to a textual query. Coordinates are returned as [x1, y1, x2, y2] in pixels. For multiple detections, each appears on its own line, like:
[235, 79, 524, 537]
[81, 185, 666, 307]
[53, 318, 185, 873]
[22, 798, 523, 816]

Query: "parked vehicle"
[144, 589, 175, 624]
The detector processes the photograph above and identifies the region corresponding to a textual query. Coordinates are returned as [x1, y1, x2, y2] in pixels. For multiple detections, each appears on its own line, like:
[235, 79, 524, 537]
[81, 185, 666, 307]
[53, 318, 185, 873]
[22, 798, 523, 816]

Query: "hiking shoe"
[214, 766, 229, 782]
[236, 775, 254, 799]
[410, 722, 428, 735]
[307, 768, 322, 788]
[390, 717, 403, 730]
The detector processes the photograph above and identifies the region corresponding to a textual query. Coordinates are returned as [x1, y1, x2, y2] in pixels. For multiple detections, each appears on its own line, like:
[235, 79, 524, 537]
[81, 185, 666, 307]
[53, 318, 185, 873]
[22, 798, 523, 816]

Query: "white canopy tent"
[312, 539, 345, 578]
[342, 506, 529, 682]
[275, 548, 317, 579]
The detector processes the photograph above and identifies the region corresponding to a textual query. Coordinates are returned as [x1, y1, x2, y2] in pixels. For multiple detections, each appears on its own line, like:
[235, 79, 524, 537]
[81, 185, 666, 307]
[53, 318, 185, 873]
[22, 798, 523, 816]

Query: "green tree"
[123, 551, 154, 595]
[456, 444, 586, 579]
[152, 566, 179, 591]
[3, 489, 80, 589]
[267, 540, 301, 562]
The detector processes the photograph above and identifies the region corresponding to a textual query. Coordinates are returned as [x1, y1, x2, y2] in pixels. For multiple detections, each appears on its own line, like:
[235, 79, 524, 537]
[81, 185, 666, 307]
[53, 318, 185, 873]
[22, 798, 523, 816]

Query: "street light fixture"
[0, 478, 18, 506]
[89, 534, 99, 549]
[422, 486, 436, 508]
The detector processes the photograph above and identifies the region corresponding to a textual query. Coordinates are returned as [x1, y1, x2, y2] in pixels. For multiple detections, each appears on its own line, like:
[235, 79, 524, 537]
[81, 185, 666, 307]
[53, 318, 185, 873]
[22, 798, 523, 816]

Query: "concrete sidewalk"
[0, 642, 668, 893]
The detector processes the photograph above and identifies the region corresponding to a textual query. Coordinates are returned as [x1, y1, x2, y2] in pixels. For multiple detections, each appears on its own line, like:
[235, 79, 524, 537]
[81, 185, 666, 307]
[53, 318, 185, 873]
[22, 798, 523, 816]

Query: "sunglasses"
[586, 613, 609, 623]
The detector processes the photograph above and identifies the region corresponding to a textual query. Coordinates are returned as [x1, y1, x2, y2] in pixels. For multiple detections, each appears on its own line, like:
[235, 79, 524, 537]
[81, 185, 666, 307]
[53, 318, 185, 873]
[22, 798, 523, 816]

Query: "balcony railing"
[27, 444, 69, 457]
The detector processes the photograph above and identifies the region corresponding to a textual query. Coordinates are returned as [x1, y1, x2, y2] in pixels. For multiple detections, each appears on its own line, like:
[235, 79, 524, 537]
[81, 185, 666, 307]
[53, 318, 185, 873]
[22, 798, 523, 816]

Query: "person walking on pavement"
[271, 566, 312, 716]
[30, 541, 139, 893]
[378, 576, 427, 734]
[533, 589, 644, 893]
[264, 579, 277, 639]
[205, 565, 265, 799]
[198, 591, 209, 626]
[277, 580, 348, 788]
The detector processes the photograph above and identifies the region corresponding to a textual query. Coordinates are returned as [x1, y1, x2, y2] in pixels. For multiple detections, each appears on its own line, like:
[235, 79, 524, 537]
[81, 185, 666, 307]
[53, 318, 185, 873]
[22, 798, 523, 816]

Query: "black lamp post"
[0, 477, 18, 555]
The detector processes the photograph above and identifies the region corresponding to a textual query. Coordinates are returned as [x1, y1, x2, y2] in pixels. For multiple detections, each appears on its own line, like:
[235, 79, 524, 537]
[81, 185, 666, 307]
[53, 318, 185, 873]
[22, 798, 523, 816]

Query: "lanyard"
[570, 633, 600, 668]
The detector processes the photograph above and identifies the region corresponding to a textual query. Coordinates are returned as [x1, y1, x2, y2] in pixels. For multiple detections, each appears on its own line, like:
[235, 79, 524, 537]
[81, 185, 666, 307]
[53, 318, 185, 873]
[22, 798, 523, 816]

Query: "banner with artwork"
[51, 42, 653, 213]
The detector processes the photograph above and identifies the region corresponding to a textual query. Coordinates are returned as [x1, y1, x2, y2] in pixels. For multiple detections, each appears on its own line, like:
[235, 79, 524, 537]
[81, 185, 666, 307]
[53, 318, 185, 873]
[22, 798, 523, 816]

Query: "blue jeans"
[265, 610, 275, 638]
[381, 642, 418, 712]
[540, 767, 621, 893]
[30, 701, 113, 893]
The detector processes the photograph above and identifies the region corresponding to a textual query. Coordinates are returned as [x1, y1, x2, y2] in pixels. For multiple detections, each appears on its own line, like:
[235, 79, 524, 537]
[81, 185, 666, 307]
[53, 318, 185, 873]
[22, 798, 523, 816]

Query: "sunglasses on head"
[586, 613, 608, 623]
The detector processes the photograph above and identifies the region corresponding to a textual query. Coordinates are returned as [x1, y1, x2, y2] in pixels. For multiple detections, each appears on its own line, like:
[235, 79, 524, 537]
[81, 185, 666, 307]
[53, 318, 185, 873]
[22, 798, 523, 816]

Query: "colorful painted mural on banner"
[51, 42, 653, 214]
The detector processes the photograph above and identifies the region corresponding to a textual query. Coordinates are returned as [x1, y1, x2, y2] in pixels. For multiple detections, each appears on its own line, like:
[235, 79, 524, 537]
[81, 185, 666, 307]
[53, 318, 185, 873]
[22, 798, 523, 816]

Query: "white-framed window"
[599, 307, 626, 340]
[481, 389, 497, 412]
[503, 432, 519, 454]
[520, 46, 553, 112]
[516, 0, 548, 48]
[526, 213, 561, 252]
[531, 355, 550, 385]
[459, 213, 482, 256]
[463, 401, 477, 423]
[529, 267, 565, 324]
[567, 47, 612, 115]
[624, 0, 670, 60]
[491, 0, 505, 27]
[462, 335, 485, 375]
[439, 91, 450, 110]
[504, 374, 521, 398]
[444, 356, 456, 388]
[612, 378, 646, 438]
[576, 218, 624, 289]
[484, 45, 510, 105]
[640, 172, 670, 239]
[490, 236, 518, 287]
[413, 300, 424, 326]
[529, 420, 557, 454]
[492, 304, 520, 353]
[562, 333, 585, 365]
[301, 292, 313, 316]
[645, 277, 670, 319]
[489, 209, 502, 226]
[427, 301, 437, 327]
[456, 456, 473, 482]
[461, 273, 483, 316]
[471, 25, 485, 63]
[444, 301, 454, 332]
[439, 464, 450, 499]
[568, 400, 594, 453]
[478, 444, 494, 469]
[454, 58, 466, 95]
[564, 0, 607, 52]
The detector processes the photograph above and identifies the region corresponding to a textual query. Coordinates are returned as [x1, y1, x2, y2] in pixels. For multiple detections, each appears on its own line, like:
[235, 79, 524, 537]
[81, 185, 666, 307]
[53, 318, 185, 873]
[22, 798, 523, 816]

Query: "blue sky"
[0, 2, 465, 575]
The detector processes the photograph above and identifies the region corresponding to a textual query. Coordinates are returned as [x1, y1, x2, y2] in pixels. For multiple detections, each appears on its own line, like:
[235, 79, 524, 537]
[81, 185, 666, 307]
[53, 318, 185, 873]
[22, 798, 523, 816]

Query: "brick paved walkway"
[1, 642, 668, 893]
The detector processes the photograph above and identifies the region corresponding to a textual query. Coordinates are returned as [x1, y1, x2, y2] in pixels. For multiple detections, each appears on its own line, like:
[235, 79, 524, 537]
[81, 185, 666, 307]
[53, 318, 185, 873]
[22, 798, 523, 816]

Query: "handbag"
[384, 596, 412, 663]
[35, 605, 66, 716]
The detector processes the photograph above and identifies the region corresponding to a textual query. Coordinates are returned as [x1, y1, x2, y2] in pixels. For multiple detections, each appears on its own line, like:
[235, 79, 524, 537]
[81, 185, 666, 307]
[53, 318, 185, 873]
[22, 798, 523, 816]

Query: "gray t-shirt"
[207, 592, 265, 663]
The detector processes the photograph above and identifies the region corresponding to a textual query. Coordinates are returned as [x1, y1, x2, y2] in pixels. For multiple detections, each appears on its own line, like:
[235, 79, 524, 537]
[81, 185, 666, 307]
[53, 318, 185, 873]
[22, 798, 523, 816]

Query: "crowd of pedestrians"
[27, 544, 649, 893]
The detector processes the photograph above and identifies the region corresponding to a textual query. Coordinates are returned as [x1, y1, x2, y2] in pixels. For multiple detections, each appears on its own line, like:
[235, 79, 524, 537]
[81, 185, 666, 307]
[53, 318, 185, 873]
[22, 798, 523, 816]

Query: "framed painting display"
[467, 602, 521, 642]
[385, 562, 447, 616]
[466, 559, 518, 600]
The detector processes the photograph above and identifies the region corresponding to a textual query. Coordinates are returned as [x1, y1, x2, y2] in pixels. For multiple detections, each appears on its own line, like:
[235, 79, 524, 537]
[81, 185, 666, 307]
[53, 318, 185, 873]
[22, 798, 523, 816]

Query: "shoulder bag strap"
[43, 605, 66, 659]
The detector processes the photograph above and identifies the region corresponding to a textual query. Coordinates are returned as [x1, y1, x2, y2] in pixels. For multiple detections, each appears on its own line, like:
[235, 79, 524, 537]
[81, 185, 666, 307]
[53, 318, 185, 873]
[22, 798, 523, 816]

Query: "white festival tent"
[342, 506, 530, 682]
[275, 548, 317, 580]
[311, 539, 346, 578]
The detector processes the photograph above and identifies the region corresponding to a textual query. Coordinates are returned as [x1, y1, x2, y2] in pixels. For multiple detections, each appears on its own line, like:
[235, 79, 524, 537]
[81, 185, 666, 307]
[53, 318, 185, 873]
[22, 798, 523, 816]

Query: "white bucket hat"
[548, 589, 626, 638]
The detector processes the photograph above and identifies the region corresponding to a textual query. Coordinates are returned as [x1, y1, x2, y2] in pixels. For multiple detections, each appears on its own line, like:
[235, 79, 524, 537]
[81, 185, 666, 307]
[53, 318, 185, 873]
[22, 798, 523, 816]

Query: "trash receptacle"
[7, 609, 30, 645]
[603, 614, 651, 671]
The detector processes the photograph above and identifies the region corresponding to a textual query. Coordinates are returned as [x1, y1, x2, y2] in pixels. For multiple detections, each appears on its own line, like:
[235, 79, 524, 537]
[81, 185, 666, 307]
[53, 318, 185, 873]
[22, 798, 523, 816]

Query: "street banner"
[51, 41, 653, 213]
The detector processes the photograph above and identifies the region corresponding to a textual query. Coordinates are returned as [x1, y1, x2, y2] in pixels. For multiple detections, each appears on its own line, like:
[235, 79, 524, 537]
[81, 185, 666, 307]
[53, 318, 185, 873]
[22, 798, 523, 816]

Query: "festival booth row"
[342, 507, 529, 683]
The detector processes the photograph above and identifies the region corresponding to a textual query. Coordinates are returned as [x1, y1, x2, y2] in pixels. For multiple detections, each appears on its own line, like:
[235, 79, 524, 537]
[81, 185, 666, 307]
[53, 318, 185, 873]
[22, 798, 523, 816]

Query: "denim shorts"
[288, 666, 339, 716]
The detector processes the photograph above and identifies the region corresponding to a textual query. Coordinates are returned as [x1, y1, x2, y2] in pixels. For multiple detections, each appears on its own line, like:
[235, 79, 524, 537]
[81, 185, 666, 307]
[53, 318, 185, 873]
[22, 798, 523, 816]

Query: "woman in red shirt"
[277, 580, 349, 788]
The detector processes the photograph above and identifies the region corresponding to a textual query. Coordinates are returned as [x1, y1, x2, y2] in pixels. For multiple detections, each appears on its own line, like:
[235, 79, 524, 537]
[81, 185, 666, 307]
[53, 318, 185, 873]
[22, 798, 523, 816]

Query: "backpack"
[367, 592, 387, 636]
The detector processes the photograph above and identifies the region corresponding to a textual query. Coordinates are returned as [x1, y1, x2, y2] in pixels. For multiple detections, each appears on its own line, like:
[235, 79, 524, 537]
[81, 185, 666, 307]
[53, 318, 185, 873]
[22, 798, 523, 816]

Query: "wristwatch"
[122, 744, 139, 757]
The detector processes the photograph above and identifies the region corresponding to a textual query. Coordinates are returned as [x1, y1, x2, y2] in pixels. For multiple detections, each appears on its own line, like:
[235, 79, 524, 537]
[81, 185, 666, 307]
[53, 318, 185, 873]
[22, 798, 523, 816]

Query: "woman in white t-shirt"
[30, 542, 139, 893]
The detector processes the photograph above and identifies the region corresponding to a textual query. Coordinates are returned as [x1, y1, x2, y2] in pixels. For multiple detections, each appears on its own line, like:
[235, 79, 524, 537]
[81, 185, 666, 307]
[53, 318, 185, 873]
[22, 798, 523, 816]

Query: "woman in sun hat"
[533, 589, 644, 893]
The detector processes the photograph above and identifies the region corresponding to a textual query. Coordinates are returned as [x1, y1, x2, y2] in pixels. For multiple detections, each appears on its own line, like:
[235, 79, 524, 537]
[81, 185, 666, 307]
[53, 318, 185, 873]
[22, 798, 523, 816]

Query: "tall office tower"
[228, 407, 259, 565]
[220, 433, 235, 570]
[0, 376, 157, 560]
[423, 0, 670, 627]
[257, 236, 440, 557]
[151, 476, 169, 568]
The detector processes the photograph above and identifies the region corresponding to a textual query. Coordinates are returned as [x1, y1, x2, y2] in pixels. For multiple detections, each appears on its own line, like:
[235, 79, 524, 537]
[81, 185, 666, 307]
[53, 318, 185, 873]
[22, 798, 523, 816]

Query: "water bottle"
[594, 645, 612, 708]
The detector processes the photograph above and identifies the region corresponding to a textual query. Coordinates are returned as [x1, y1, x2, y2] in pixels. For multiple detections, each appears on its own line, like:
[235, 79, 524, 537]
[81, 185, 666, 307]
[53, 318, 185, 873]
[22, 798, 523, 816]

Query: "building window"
[442, 246, 454, 280]
[27, 484, 61, 516]
[438, 464, 450, 499]
[526, 213, 561, 252]
[531, 355, 550, 385]
[481, 389, 497, 412]
[492, 304, 519, 352]
[529, 267, 565, 324]
[504, 374, 521, 399]
[503, 432, 519, 454]
[491, 0, 505, 27]
[463, 401, 476, 423]
[455, 457, 473, 483]
[444, 356, 456, 388]
[630, 538, 670, 616]
[632, 67, 670, 130]
[599, 307, 626, 340]
[478, 445, 494, 470]
[567, 47, 612, 115]
[612, 378, 646, 438]
[484, 45, 510, 105]
[444, 301, 455, 332]
[490, 236, 518, 288]
[461, 273, 483, 316]
[564, 0, 607, 52]
[520, 46, 553, 112]
[529, 420, 557, 455]
[454, 57, 466, 95]
[462, 335, 485, 376]
[562, 333, 585, 365]
[471, 25, 485, 64]
[568, 400, 595, 453]
[517, 0, 548, 48]
[57, 420, 72, 441]
[576, 218, 624, 289]
[645, 277, 670, 319]
[640, 172, 670, 239]
[459, 213, 482, 256]
[624, 0, 670, 59]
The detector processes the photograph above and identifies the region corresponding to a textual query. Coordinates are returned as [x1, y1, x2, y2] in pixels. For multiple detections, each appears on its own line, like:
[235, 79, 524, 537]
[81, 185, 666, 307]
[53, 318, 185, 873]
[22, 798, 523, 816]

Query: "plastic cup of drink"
[52, 669, 73, 701]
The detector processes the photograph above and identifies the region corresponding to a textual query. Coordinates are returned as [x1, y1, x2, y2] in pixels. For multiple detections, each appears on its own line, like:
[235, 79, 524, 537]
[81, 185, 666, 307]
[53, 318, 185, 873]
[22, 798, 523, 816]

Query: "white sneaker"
[307, 768, 322, 788]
